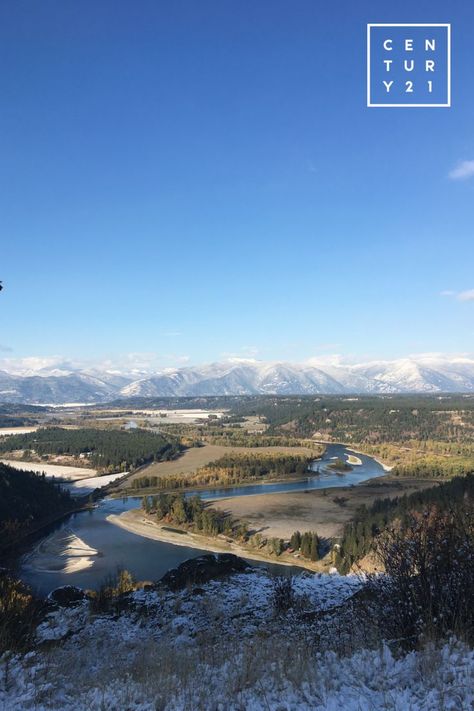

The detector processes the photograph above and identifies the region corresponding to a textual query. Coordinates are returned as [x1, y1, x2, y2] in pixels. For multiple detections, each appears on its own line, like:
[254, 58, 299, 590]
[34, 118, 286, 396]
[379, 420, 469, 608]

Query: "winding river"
[19, 444, 386, 595]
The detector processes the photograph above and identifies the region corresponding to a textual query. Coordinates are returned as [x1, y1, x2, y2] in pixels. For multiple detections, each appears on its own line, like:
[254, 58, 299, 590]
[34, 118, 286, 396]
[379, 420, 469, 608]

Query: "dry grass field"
[210, 476, 439, 539]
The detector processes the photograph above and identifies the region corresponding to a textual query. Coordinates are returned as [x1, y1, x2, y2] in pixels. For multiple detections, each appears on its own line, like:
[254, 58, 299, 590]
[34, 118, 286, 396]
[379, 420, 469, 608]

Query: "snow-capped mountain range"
[1, 356, 474, 404]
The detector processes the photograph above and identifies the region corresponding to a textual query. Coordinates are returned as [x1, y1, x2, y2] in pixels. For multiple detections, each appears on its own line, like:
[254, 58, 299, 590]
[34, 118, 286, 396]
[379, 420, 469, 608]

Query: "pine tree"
[155, 497, 165, 520]
[171, 495, 187, 524]
[270, 538, 284, 555]
[301, 532, 311, 558]
[290, 531, 301, 550]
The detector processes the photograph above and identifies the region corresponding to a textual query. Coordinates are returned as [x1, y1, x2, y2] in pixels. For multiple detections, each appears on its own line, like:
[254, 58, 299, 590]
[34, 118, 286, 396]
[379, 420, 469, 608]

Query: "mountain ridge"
[1, 356, 474, 404]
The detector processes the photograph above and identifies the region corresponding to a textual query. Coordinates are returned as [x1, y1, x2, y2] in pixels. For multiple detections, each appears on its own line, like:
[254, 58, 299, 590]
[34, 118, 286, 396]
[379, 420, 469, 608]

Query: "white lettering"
[383, 80, 394, 93]
[384, 59, 393, 71]
[405, 39, 414, 51]
[383, 39, 393, 51]
[426, 60, 435, 72]
[425, 38, 436, 51]
[427, 80, 433, 93]
[405, 81, 414, 93]
[404, 60, 415, 72]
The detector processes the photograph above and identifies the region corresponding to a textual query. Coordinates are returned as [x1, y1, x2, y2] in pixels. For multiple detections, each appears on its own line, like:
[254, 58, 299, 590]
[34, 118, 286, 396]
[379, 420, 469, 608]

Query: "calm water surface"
[19, 444, 385, 595]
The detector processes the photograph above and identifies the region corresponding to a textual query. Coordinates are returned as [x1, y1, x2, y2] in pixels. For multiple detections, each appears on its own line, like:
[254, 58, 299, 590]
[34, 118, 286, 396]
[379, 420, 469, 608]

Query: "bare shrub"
[366, 505, 474, 647]
[270, 575, 294, 615]
[90, 568, 135, 614]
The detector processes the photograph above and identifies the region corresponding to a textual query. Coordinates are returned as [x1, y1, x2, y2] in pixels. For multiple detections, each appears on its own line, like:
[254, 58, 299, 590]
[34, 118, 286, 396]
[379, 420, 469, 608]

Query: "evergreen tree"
[290, 531, 301, 550]
[155, 494, 167, 520]
[270, 538, 284, 555]
[301, 532, 311, 558]
[171, 495, 187, 524]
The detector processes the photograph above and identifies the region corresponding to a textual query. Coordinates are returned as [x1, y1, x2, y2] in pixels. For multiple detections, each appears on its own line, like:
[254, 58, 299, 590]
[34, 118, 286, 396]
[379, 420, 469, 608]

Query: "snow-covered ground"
[61, 471, 128, 495]
[1, 569, 473, 710]
[0, 427, 39, 437]
[0, 459, 125, 496]
[0, 459, 98, 481]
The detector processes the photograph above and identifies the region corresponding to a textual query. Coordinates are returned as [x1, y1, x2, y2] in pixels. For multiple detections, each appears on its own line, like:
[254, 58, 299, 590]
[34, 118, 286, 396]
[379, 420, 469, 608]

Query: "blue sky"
[1, 0, 473, 370]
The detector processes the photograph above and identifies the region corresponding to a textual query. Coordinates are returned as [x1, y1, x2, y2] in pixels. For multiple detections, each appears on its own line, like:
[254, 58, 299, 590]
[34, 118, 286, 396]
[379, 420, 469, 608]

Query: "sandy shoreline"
[107, 509, 318, 571]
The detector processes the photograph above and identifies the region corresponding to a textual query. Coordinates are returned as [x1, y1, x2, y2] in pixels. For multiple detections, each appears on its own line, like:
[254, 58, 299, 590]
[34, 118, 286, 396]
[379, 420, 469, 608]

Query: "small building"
[124, 420, 138, 430]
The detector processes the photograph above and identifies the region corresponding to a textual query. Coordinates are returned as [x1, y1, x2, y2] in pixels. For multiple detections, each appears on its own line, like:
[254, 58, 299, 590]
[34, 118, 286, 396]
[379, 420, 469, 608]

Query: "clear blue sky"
[1, 0, 473, 369]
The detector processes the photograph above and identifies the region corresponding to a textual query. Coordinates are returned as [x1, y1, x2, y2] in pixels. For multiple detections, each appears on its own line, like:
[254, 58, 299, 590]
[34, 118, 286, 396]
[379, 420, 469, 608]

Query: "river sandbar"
[23, 528, 99, 574]
[346, 454, 362, 466]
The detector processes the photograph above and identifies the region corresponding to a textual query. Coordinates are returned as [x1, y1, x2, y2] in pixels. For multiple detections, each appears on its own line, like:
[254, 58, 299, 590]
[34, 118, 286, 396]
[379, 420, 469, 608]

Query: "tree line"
[392, 458, 473, 479]
[130, 452, 315, 491]
[0, 416, 38, 427]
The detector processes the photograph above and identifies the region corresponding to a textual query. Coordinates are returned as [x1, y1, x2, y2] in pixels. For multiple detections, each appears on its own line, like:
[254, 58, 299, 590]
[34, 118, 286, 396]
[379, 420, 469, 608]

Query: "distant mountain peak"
[0, 356, 473, 404]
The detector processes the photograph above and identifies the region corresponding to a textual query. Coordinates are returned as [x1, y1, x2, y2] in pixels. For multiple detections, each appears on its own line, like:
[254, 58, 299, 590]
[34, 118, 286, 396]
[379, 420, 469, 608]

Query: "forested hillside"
[0, 403, 44, 427]
[0, 463, 73, 549]
[336, 473, 474, 573]
[231, 394, 474, 443]
[0, 427, 183, 472]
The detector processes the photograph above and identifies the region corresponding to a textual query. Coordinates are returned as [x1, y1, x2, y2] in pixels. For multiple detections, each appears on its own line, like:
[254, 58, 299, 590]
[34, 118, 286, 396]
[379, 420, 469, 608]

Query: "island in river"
[327, 457, 353, 472]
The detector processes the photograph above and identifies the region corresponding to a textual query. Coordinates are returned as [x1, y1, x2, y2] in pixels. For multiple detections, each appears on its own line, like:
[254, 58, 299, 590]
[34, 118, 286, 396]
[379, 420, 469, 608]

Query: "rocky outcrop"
[48, 585, 87, 606]
[159, 554, 250, 591]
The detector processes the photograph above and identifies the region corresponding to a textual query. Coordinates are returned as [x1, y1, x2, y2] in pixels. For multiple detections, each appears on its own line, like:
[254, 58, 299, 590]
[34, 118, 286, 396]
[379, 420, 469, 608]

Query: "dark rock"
[49, 585, 87, 606]
[159, 554, 250, 591]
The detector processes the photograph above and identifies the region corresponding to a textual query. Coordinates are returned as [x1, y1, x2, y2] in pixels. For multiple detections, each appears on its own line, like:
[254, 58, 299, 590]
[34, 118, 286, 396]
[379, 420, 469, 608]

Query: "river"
[19, 444, 385, 595]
